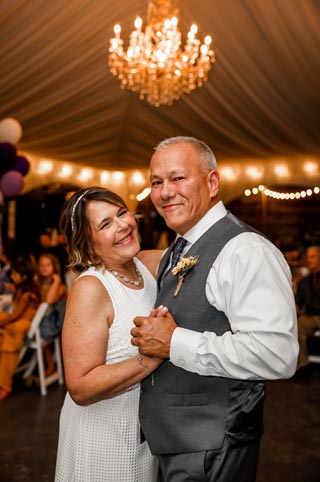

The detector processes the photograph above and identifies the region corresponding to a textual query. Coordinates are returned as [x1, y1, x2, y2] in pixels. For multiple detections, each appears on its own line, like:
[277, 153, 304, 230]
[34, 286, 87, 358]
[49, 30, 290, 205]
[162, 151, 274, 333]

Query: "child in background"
[36, 253, 66, 375]
[0, 259, 40, 400]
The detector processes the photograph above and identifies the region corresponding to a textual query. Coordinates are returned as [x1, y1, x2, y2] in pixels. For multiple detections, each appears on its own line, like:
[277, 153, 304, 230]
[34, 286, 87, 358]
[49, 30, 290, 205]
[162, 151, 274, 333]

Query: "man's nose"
[160, 180, 175, 199]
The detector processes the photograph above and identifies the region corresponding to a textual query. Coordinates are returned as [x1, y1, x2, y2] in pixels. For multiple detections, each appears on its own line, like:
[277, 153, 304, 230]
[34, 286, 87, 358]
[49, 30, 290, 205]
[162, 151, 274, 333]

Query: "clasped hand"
[130, 305, 177, 359]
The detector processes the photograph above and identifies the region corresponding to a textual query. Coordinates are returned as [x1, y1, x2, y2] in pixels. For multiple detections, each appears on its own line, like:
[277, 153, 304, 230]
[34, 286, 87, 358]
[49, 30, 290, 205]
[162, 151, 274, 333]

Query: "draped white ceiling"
[0, 0, 320, 176]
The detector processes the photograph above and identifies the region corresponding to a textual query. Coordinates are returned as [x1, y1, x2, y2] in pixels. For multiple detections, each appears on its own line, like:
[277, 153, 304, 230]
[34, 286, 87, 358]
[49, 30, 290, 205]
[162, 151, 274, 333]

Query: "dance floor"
[0, 366, 319, 482]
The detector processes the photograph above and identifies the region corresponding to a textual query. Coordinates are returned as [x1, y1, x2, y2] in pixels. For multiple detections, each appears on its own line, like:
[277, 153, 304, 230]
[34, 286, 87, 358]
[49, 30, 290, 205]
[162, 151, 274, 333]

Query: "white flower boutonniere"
[171, 255, 200, 297]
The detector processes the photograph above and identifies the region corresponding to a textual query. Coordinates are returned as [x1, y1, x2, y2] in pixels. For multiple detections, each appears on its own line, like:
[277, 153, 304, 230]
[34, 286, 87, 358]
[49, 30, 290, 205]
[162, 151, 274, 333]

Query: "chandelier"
[108, 0, 215, 107]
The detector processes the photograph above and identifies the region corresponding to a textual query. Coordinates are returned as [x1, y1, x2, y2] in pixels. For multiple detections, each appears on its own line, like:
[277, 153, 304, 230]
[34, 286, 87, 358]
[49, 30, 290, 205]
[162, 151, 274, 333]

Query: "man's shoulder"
[220, 230, 281, 261]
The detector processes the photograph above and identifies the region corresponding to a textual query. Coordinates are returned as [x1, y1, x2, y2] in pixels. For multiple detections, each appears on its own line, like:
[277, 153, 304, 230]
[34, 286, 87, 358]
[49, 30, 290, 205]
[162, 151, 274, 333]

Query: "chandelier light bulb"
[200, 44, 208, 55]
[108, 0, 215, 106]
[114, 24, 121, 36]
[134, 17, 142, 29]
[190, 24, 198, 34]
[171, 16, 178, 27]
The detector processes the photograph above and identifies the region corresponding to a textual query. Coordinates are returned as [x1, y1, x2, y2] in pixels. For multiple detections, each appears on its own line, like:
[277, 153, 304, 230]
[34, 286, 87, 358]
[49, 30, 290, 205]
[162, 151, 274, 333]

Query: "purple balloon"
[0, 170, 24, 197]
[0, 142, 17, 172]
[12, 155, 30, 176]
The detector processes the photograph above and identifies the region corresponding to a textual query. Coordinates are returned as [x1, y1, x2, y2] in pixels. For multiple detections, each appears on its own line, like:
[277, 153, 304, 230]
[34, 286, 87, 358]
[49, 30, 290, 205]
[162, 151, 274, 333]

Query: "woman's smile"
[115, 233, 134, 246]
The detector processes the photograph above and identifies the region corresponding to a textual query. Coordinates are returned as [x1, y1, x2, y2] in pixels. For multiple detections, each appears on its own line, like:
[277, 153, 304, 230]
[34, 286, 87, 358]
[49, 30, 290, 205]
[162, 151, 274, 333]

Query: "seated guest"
[36, 253, 66, 305]
[38, 229, 68, 279]
[294, 245, 320, 379]
[36, 253, 67, 376]
[0, 259, 40, 400]
[0, 246, 16, 295]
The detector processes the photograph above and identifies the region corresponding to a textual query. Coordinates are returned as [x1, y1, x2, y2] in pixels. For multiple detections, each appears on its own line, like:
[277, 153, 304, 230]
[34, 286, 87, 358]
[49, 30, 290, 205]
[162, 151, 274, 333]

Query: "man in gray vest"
[131, 136, 298, 482]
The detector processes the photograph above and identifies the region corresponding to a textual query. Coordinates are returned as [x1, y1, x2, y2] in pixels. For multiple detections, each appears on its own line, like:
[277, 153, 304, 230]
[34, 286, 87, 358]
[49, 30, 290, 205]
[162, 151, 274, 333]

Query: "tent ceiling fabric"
[0, 0, 319, 171]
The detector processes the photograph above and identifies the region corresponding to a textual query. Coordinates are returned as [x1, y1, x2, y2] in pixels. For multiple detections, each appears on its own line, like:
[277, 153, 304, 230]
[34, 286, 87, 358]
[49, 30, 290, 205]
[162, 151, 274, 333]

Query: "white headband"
[71, 189, 90, 231]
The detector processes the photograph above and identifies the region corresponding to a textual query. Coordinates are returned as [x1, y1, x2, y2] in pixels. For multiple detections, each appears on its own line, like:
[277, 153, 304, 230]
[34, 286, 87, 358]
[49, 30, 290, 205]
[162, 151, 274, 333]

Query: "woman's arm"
[63, 275, 161, 406]
[45, 274, 66, 304]
[0, 292, 30, 326]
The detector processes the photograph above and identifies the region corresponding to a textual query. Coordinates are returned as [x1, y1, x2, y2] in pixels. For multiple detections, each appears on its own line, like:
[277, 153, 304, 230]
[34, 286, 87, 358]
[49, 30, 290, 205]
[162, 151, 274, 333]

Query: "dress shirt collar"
[175, 201, 227, 247]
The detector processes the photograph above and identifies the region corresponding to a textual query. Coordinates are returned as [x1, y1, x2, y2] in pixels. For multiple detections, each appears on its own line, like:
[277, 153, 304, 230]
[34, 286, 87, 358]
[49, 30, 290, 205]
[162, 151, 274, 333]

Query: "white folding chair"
[15, 302, 64, 395]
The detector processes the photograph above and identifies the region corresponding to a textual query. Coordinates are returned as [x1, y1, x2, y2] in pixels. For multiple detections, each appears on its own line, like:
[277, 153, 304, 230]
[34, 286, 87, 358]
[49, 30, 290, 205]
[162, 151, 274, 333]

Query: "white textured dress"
[55, 258, 158, 482]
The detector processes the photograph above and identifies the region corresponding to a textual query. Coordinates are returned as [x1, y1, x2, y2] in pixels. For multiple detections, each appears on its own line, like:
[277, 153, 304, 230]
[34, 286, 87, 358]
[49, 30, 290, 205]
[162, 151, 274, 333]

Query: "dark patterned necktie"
[170, 237, 188, 269]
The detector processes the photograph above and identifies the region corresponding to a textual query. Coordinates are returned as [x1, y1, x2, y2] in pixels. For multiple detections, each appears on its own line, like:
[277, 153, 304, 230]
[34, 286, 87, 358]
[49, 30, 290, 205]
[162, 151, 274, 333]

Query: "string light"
[303, 161, 318, 174]
[37, 160, 53, 174]
[131, 171, 145, 185]
[112, 171, 125, 182]
[220, 166, 238, 181]
[59, 165, 73, 178]
[244, 185, 320, 200]
[245, 166, 264, 180]
[78, 168, 93, 182]
[274, 164, 289, 177]
[23, 153, 320, 212]
[100, 171, 110, 185]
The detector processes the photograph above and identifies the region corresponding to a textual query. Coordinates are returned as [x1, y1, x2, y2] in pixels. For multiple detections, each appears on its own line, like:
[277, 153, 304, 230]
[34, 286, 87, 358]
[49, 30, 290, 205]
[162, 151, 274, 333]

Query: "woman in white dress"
[55, 187, 164, 482]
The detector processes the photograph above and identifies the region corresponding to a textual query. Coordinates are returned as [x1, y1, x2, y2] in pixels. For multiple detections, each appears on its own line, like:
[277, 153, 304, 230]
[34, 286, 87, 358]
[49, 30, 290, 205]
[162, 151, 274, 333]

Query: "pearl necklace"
[106, 264, 143, 287]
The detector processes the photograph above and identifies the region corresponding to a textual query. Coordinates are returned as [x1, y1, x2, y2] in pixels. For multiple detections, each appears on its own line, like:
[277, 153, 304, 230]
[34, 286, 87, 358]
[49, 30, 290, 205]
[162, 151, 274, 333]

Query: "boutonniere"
[171, 256, 200, 297]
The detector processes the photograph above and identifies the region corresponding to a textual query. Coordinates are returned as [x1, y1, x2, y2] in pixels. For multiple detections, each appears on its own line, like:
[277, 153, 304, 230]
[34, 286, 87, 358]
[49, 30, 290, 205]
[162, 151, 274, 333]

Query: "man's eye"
[173, 176, 184, 181]
[151, 180, 162, 186]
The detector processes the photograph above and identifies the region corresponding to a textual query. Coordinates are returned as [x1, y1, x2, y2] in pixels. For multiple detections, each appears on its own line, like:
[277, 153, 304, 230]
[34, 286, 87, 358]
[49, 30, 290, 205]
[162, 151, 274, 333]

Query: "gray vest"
[140, 212, 265, 454]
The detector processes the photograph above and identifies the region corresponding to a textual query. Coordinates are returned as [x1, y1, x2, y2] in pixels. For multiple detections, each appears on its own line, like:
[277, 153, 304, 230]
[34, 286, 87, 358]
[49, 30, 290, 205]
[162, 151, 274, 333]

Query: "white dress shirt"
[170, 201, 299, 380]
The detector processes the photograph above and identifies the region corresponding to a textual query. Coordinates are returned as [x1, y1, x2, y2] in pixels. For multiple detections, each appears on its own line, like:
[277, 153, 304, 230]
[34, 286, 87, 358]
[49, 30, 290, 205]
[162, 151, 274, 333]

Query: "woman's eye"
[119, 209, 128, 217]
[100, 221, 111, 229]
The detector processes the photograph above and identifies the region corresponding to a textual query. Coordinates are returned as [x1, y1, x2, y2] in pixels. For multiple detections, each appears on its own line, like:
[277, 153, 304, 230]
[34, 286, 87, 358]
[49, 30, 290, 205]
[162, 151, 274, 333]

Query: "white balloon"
[0, 117, 23, 145]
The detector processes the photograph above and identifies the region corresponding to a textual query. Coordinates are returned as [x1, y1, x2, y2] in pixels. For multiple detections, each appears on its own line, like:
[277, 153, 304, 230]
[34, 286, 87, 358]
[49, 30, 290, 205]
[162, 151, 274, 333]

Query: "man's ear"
[207, 170, 220, 198]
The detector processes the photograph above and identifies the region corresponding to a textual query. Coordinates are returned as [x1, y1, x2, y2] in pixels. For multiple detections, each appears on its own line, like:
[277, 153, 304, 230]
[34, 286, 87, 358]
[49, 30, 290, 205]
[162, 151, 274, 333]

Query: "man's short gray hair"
[154, 136, 217, 172]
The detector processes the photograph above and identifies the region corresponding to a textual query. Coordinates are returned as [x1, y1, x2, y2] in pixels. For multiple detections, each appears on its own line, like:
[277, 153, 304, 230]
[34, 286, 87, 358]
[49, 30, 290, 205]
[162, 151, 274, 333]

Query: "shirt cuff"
[170, 327, 202, 371]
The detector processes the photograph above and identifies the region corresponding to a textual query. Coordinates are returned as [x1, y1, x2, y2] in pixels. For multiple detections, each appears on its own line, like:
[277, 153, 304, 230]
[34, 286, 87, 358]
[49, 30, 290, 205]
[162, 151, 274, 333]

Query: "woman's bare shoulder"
[66, 273, 114, 327]
[70, 272, 107, 296]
